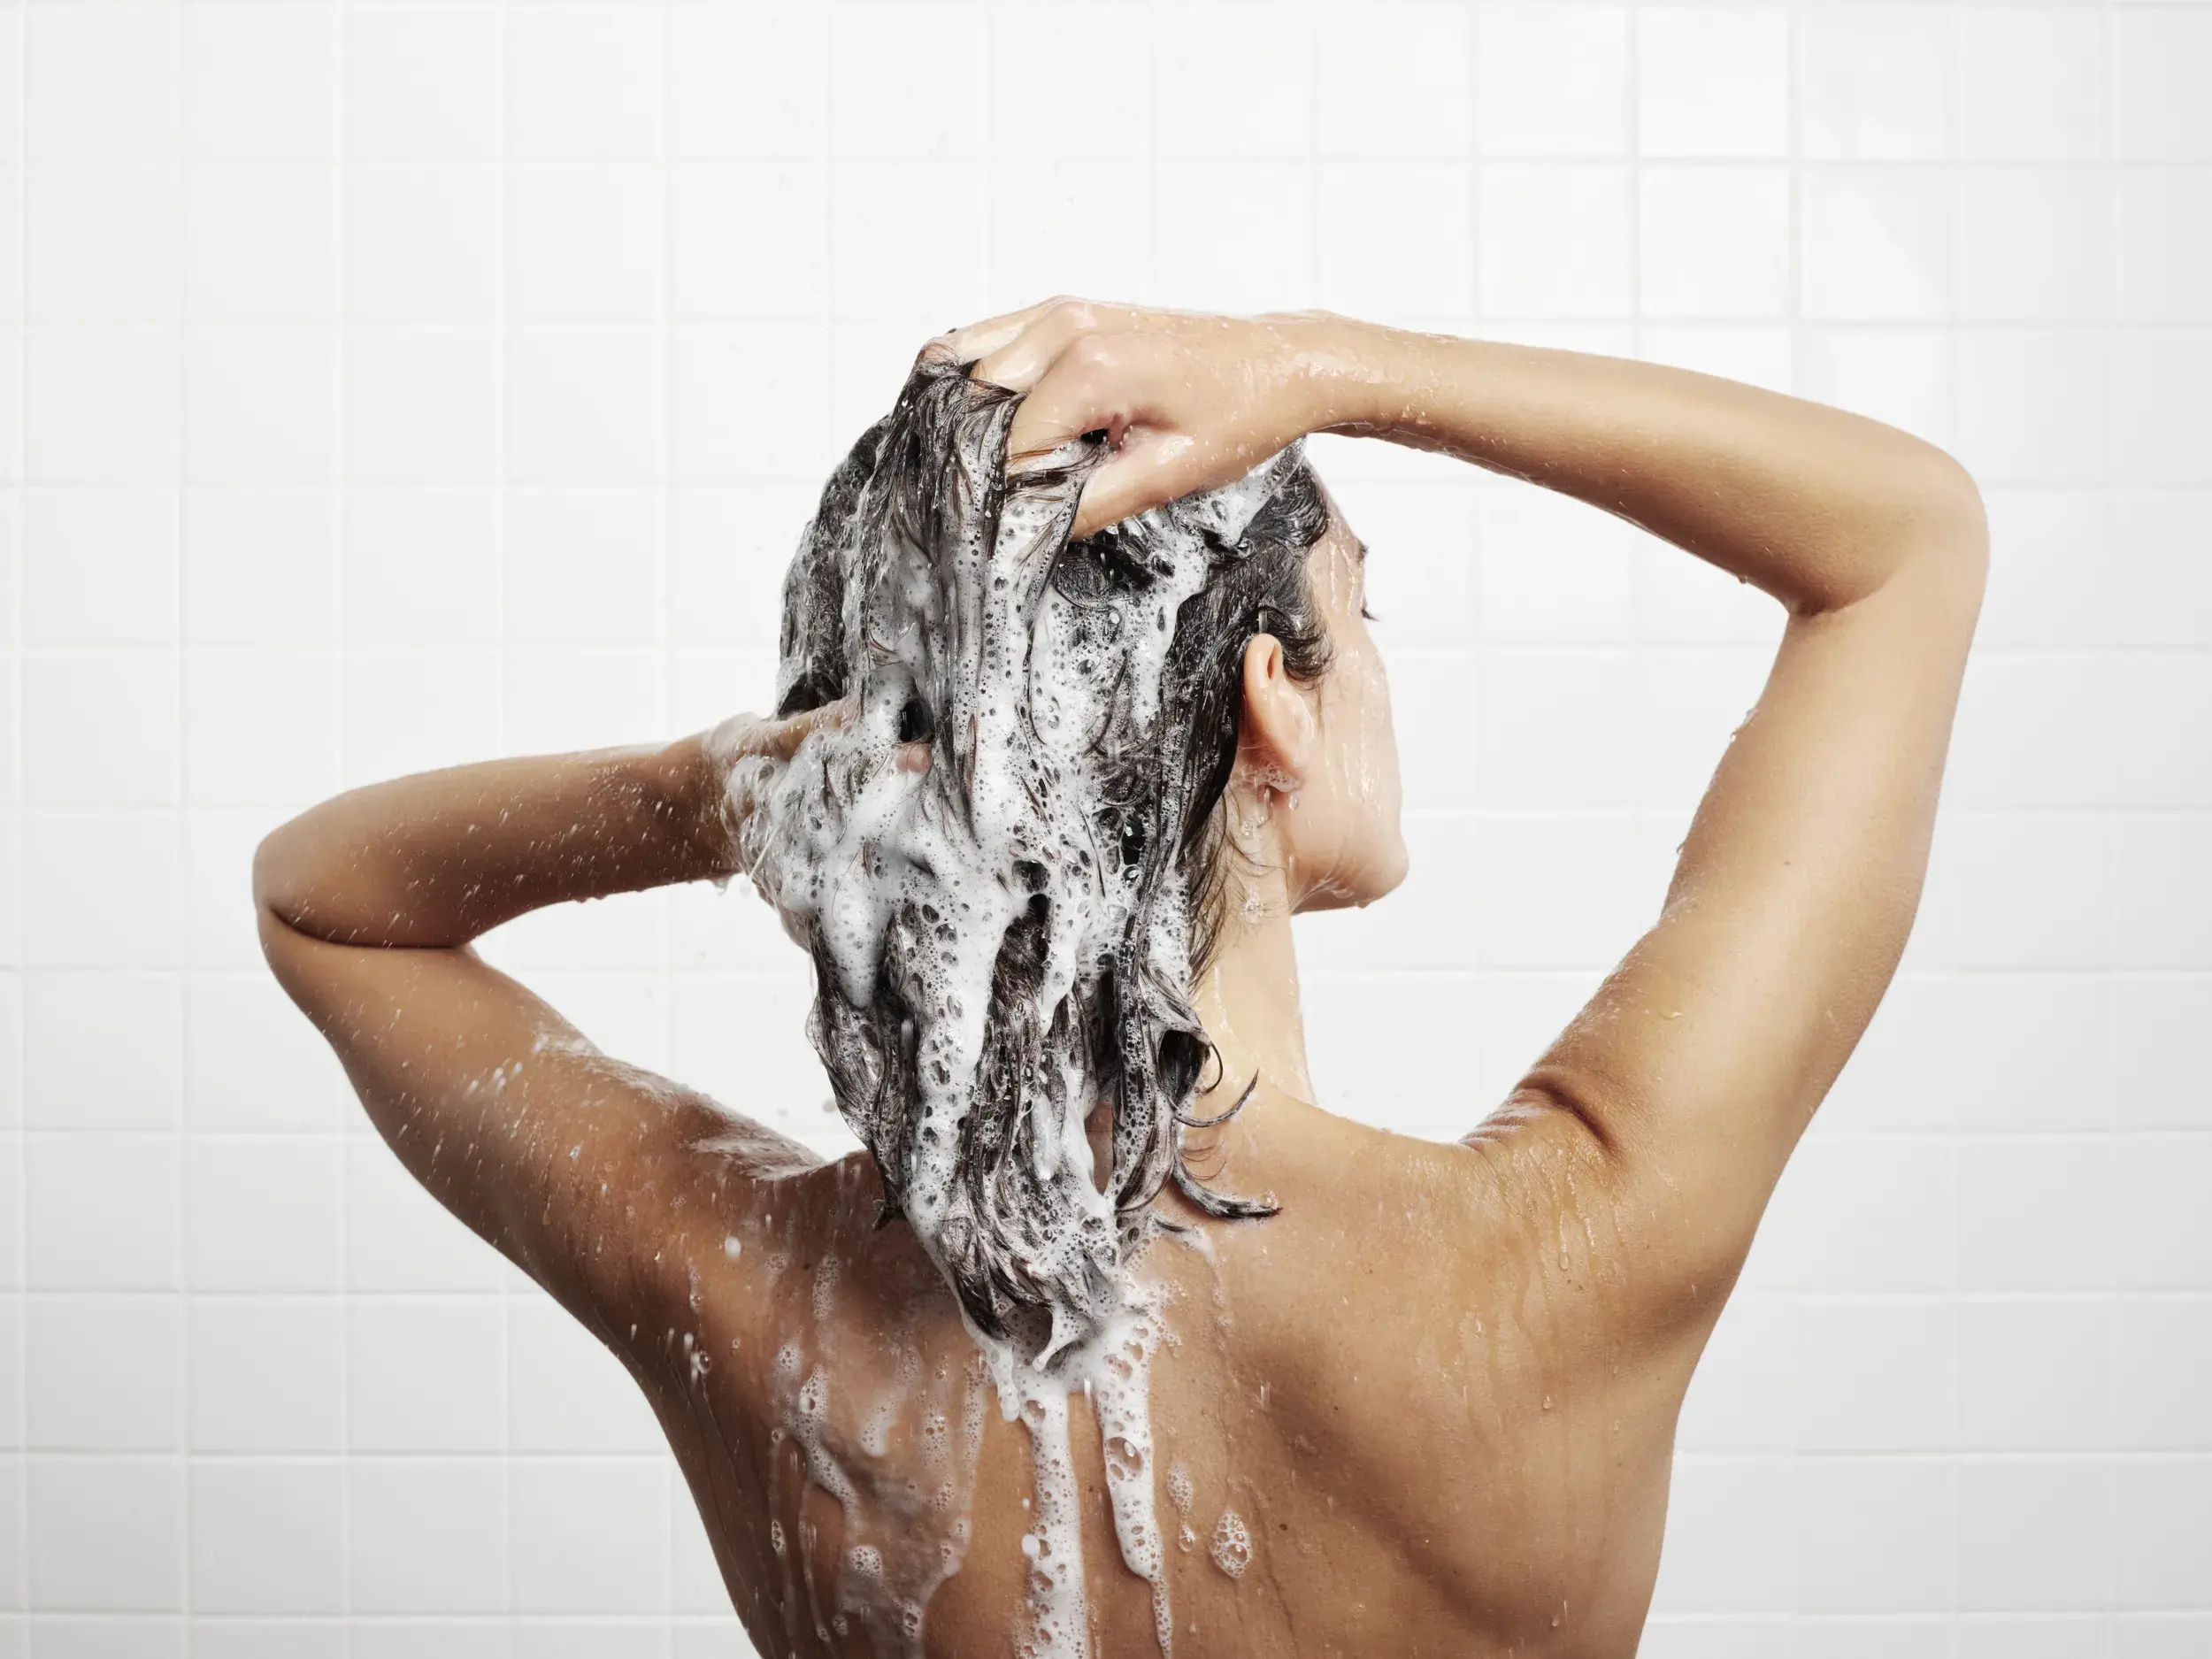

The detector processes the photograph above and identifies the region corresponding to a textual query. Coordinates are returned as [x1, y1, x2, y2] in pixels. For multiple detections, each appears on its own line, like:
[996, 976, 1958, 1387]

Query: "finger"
[1068, 434, 1224, 541]
[948, 313, 1041, 368]
[757, 696, 854, 761]
[971, 300, 1110, 393]
[711, 697, 851, 769]
[940, 296, 1071, 365]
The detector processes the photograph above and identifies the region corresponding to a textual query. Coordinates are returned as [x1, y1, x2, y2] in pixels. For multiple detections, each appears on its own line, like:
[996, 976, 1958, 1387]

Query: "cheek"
[1286, 664, 1408, 910]
[1337, 652, 1402, 809]
[1340, 666, 1409, 894]
[1363, 651, 1402, 763]
[1304, 654, 1402, 846]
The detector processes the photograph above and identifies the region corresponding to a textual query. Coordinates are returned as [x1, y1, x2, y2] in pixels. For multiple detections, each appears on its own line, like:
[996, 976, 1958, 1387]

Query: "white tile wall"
[0, 2, 2202, 1653]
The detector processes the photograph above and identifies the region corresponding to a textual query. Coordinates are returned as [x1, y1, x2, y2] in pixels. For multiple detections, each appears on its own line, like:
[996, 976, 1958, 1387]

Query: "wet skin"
[257, 303, 1989, 1656]
[636, 1092, 1681, 1659]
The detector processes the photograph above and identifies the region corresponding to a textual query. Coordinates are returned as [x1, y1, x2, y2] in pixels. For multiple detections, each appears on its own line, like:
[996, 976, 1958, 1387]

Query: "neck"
[1189, 873, 1314, 1111]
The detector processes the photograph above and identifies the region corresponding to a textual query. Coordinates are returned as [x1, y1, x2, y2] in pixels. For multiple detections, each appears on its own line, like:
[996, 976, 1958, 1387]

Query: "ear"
[1237, 633, 1316, 789]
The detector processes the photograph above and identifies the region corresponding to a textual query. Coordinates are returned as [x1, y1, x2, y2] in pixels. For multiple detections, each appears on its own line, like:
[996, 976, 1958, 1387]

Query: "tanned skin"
[256, 301, 1987, 1657]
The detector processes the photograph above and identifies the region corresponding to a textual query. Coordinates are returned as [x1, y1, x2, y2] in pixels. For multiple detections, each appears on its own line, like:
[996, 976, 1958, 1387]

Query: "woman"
[257, 299, 1987, 1657]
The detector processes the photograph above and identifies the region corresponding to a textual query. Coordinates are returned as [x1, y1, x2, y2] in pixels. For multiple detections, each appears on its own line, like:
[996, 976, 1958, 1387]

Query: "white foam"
[739, 371, 1301, 1656]
[978, 1284, 1178, 1659]
[1209, 1509, 1252, 1581]
[763, 1316, 989, 1659]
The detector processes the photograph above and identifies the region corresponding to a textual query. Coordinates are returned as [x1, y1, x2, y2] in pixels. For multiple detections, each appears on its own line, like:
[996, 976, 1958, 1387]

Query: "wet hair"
[738, 357, 1333, 1365]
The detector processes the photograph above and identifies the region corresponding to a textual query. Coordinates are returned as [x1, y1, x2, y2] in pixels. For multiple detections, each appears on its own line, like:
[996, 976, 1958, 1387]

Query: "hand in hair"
[926, 296, 1376, 540]
[702, 698, 857, 872]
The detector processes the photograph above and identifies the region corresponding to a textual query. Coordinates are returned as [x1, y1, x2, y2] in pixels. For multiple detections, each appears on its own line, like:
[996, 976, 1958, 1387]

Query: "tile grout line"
[1305, 0, 1318, 319]
[9, 0, 25, 1633]
[1146, 0, 1158, 315]
[2098, 4, 2122, 1643]
[493, 0, 515, 1646]
[1939, 6, 1964, 1647]
[332, 0, 352, 1650]
[172, 0, 192, 1645]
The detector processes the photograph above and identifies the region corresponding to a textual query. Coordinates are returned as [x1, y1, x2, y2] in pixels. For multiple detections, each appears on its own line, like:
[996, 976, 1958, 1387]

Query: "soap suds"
[738, 357, 1328, 1656]
[758, 1208, 989, 1659]
[1209, 1509, 1252, 1581]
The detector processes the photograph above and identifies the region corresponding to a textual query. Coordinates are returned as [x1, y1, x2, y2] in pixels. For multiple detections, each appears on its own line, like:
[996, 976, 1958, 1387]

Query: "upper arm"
[257, 907, 817, 1342]
[1474, 481, 1988, 1320]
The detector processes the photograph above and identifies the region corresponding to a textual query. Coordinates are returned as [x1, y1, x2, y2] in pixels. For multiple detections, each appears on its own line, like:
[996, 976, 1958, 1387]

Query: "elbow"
[250, 816, 315, 941]
[1929, 464, 1990, 639]
[1931, 446, 1989, 552]
[250, 824, 288, 922]
[1905, 445, 1991, 603]
[1816, 446, 1988, 626]
[1785, 445, 1990, 622]
[250, 833, 311, 1006]
[250, 833, 296, 975]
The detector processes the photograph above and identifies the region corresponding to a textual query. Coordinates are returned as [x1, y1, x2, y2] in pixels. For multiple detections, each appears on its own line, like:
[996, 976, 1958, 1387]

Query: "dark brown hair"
[759, 358, 1336, 1358]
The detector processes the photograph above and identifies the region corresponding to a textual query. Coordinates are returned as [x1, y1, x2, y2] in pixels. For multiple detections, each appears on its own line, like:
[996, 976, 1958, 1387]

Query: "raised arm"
[1353, 329, 1986, 1312]
[253, 710, 834, 1329]
[940, 297, 1986, 1330]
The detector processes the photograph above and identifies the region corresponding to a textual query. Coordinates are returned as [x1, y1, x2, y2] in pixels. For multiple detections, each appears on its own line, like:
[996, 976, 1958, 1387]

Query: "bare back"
[636, 1093, 1690, 1659]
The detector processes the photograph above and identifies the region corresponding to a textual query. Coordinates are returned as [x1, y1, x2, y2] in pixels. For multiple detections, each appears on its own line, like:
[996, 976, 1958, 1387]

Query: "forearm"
[253, 732, 729, 949]
[1317, 320, 1984, 614]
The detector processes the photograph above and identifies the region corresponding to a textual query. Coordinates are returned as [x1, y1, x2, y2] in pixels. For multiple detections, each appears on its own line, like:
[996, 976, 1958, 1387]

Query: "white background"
[2, 0, 2208, 1654]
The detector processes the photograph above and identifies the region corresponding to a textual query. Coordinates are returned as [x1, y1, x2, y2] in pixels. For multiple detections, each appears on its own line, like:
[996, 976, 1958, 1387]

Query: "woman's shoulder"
[1187, 1095, 1638, 1378]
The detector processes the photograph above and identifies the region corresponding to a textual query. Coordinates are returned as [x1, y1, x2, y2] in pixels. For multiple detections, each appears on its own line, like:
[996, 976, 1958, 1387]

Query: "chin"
[1365, 834, 1412, 905]
[1297, 833, 1410, 913]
